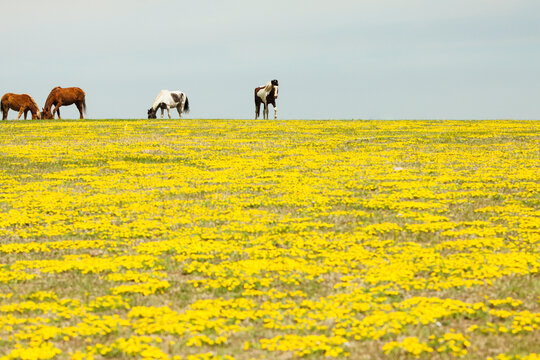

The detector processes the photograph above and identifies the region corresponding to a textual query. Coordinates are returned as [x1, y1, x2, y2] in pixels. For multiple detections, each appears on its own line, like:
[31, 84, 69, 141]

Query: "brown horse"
[42, 87, 86, 119]
[1, 93, 41, 120]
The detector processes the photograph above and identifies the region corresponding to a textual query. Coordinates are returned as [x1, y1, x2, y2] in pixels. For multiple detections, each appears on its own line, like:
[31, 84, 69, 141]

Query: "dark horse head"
[271, 79, 279, 98]
[148, 102, 168, 119]
[41, 107, 53, 119]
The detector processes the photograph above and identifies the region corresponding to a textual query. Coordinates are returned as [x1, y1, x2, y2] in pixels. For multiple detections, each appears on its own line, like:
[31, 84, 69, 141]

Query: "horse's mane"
[29, 97, 39, 112]
[264, 81, 273, 92]
[44, 87, 62, 109]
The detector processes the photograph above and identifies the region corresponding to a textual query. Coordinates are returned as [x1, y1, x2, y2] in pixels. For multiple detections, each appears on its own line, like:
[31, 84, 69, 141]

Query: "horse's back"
[1, 93, 29, 103]
[50, 87, 85, 103]
[1, 93, 36, 111]
[1, 93, 11, 103]
[1, 93, 20, 100]
[156, 89, 171, 98]
[152, 90, 170, 107]
[51, 86, 84, 95]
[154, 90, 185, 107]
[72, 87, 85, 96]
[63, 87, 85, 98]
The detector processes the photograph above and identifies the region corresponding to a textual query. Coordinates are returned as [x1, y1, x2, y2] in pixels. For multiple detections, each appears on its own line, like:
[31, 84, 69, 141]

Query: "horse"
[1, 93, 41, 120]
[41, 87, 86, 119]
[147, 90, 190, 119]
[255, 79, 279, 120]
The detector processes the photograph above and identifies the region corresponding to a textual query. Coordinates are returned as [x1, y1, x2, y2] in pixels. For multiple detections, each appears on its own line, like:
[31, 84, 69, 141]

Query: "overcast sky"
[2, 0, 539, 119]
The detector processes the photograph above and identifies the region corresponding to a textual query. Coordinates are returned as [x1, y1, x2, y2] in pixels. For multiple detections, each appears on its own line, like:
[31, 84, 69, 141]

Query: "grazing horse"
[255, 79, 279, 120]
[42, 87, 86, 119]
[147, 90, 190, 119]
[1, 93, 41, 120]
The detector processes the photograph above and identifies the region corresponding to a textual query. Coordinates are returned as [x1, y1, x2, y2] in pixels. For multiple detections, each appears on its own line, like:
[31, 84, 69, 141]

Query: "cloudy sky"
[2, 0, 539, 119]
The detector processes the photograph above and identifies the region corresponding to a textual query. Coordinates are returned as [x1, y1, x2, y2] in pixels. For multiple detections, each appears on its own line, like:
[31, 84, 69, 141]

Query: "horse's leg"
[264, 103, 268, 120]
[76, 102, 84, 119]
[255, 102, 260, 119]
[17, 108, 24, 120]
[51, 105, 59, 119]
[1, 105, 7, 120]
[24, 109, 29, 120]
[177, 105, 182, 119]
[274, 105, 277, 120]
[160, 107, 164, 119]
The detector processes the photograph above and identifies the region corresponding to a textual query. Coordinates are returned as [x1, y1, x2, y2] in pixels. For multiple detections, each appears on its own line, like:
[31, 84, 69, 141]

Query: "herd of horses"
[0, 79, 279, 121]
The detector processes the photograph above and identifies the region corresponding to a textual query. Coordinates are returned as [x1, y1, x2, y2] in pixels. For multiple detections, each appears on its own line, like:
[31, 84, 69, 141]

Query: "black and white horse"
[254, 79, 278, 120]
[148, 90, 190, 119]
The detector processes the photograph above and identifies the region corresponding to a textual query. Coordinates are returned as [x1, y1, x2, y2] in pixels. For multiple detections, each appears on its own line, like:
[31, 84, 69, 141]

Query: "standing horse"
[1, 93, 41, 120]
[255, 79, 279, 120]
[147, 90, 190, 119]
[42, 87, 86, 119]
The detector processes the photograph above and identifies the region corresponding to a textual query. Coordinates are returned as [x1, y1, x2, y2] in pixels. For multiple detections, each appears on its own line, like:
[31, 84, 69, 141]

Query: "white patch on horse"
[256, 82, 274, 102]
[256, 88, 268, 101]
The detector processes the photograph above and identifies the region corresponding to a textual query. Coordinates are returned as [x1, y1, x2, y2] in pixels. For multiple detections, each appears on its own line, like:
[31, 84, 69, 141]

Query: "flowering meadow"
[0, 119, 538, 360]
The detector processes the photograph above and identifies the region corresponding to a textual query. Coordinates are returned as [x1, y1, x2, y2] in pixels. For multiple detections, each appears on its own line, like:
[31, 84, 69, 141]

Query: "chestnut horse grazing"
[1, 93, 41, 120]
[255, 79, 279, 120]
[42, 87, 86, 119]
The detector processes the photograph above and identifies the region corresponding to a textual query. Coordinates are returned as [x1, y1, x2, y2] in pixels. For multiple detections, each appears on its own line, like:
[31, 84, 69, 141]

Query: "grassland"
[0, 119, 538, 360]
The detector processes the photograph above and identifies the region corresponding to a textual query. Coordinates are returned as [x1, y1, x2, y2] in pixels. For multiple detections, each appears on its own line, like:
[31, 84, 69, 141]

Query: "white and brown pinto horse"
[148, 90, 190, 119]
[1, 93, 41, 120]
[255, 79, 278, 119]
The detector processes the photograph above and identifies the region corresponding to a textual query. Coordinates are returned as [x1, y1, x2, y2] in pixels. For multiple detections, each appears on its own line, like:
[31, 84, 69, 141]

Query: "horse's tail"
[0, 99, 3, 113]
[183, 96, 190, 114]
[82, 96, 87, 115]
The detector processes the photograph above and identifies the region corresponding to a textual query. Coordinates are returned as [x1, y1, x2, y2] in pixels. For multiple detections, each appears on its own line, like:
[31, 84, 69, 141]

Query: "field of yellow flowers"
[0, 119, 538, 360]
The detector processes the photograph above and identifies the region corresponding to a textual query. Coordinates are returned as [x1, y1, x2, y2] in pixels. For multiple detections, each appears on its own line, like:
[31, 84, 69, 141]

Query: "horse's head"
[41, 107, 53, 119]
[33, 111, 42, 120]
[147, 108, 157, 119]
[271, 79, 279, 98]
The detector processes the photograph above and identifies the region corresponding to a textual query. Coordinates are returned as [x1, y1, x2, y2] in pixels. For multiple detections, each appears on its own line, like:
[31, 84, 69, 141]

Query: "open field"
[0, 119, 538, 359]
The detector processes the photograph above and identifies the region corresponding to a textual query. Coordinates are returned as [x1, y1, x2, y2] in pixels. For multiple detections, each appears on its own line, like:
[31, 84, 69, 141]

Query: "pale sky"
[2, 0, 539, 119]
